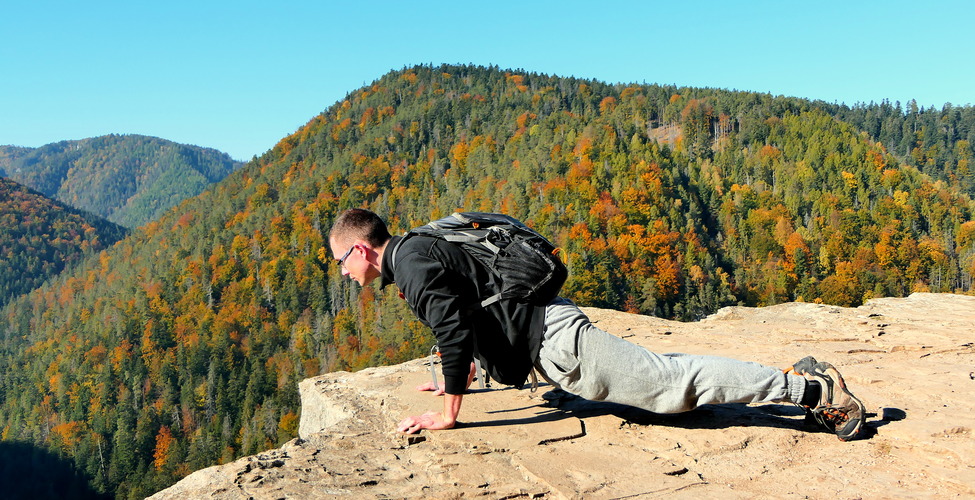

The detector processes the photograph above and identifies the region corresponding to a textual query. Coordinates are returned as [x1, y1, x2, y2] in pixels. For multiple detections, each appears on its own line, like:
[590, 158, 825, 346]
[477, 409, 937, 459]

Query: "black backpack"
[390, 212, 567, 307]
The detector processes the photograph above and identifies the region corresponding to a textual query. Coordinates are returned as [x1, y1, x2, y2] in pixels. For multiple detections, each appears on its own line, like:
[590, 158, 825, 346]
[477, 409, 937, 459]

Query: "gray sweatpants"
[534, 298, 806, 413]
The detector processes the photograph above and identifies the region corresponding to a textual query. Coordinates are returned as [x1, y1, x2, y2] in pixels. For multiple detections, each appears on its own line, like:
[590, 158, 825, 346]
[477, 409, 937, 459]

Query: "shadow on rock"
[855, 407, 908, 439]
[464, 389, 896, 441]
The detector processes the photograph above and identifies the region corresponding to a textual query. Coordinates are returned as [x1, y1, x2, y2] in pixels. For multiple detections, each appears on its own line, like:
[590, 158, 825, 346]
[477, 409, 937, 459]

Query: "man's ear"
[361, 242, 380, 265]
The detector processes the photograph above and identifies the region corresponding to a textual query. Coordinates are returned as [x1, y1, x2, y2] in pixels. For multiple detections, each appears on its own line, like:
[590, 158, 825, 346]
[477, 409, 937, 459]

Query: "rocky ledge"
[151, 293, 975, 499]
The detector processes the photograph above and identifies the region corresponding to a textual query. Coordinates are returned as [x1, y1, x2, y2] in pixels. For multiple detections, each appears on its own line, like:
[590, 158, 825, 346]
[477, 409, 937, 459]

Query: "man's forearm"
[441, 392, 463, 427]
[438, 362, 472, 426]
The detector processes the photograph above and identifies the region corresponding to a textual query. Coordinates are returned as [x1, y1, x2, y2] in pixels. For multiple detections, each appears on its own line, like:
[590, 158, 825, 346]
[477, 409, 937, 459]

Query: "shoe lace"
[814, 405, 850, 426]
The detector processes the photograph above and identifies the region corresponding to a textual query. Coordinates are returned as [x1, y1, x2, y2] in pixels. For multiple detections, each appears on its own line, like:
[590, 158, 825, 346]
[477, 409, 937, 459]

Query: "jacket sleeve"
[395, 245, 477, 395]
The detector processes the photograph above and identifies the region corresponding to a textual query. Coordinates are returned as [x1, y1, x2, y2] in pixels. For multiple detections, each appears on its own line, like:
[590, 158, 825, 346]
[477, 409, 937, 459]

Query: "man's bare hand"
[397, 411, 456, 434]
[415, 381, 445, 396]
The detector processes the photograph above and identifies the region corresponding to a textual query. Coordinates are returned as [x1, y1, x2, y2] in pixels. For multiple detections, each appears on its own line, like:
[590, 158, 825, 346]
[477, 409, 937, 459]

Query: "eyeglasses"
[336, 245, 355, 268]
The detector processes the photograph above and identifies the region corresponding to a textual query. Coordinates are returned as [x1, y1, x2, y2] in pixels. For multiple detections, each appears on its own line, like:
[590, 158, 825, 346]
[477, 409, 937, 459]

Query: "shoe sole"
[817, 362, 865, 441]
[785, 357, 866, 441]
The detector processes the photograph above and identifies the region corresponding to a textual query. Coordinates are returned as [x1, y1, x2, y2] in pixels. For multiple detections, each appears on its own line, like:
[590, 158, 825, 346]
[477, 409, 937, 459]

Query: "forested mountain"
[0, 177, 127, 308]
[821, 100, 975, 198]
[0, 145, 32, 177]
[1, 64, 973, 498]
[0, 135, 243, 228]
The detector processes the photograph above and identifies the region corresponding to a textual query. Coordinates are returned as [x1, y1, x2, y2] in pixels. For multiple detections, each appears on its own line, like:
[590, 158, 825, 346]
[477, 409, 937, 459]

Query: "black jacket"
[381, 234, 544, 394]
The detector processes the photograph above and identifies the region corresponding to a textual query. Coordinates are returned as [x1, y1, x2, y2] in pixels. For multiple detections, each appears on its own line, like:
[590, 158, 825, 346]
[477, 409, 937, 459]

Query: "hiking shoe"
[785, 356, 866, 441]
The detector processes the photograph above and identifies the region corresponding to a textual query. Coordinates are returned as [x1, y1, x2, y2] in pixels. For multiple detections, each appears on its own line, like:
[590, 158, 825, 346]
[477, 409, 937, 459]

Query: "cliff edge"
[151, 293, 975, 499]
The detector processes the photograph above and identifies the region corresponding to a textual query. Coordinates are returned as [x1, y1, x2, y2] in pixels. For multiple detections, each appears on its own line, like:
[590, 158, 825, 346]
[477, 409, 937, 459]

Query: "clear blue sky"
[2, 1, 972, 161]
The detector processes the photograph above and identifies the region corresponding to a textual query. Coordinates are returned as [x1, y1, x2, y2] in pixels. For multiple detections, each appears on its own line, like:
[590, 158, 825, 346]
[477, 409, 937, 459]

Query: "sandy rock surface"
[150, 293, 975, 499]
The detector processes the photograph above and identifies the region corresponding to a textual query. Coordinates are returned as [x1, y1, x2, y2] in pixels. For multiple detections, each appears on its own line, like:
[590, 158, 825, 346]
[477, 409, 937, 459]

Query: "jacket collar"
[379, 235, 403, 289]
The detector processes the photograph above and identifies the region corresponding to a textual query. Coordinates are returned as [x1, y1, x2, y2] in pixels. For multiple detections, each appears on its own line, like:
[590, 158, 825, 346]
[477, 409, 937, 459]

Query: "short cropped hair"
[329, 208, 392, 247]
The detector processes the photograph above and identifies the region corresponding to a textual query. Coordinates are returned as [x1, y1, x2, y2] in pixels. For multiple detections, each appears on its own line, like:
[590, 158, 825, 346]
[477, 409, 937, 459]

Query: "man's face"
[329, 236, 377, 286]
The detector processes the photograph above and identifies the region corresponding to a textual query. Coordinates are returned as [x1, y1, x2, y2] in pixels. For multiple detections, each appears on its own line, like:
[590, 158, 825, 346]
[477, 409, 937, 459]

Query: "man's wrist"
[440, 413, 457, 428]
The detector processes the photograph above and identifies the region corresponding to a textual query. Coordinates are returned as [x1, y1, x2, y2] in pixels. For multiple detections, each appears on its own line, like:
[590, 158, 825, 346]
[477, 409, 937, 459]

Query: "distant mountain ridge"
[0, 177, 127, 308]
[0, 134, 243, 228]
[0, 145, 31, 177]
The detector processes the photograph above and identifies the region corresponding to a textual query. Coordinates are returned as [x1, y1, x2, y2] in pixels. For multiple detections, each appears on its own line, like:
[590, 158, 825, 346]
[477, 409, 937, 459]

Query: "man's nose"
[341, 267, 350, 277]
